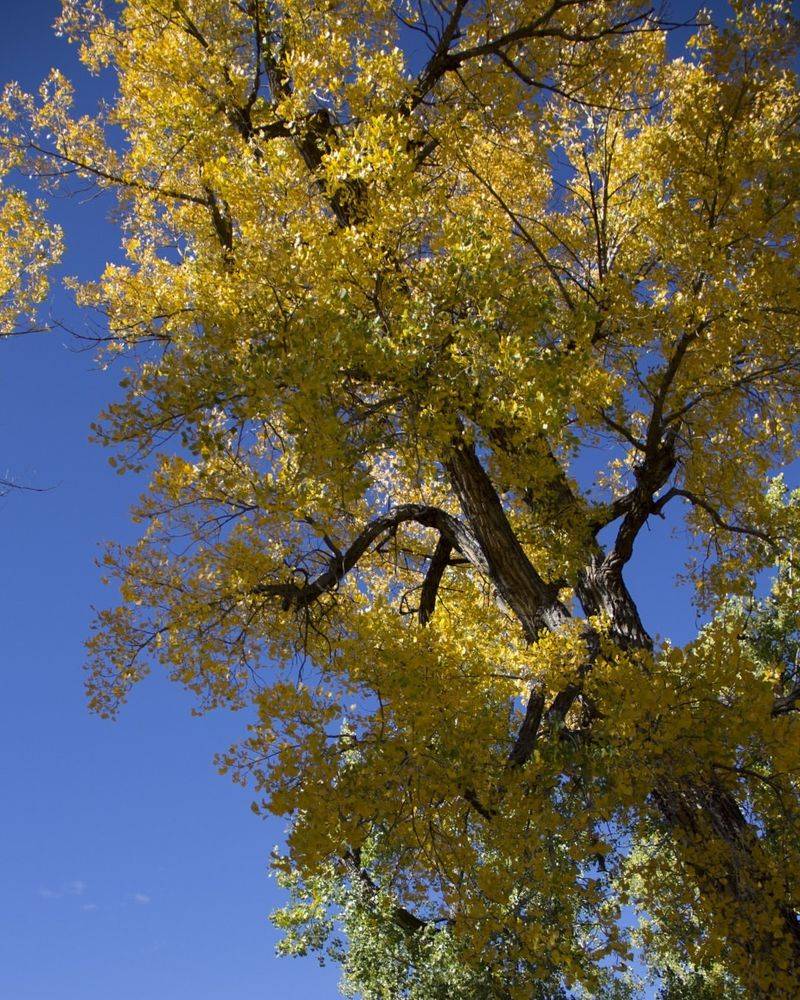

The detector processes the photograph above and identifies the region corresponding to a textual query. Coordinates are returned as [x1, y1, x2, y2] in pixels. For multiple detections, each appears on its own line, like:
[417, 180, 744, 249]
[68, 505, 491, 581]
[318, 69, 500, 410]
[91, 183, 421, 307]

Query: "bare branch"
[653, 487, 781, 552]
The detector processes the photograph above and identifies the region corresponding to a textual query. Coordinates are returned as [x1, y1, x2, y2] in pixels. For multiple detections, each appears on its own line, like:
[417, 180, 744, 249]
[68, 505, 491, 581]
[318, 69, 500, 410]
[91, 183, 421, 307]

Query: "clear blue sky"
[0, 3, 342, 997]
[0, 3, 787, 1000]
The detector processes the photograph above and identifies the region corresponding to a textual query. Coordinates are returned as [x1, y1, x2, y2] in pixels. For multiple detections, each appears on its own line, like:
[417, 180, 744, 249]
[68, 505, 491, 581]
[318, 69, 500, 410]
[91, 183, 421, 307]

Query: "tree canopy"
[4, 1, 800, 996]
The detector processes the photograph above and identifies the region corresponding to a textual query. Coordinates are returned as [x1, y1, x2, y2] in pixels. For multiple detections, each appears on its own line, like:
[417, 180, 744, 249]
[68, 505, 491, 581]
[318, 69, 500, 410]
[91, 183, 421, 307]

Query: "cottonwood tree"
[269, 551, 800, 999]
[5, 1, 800, 995]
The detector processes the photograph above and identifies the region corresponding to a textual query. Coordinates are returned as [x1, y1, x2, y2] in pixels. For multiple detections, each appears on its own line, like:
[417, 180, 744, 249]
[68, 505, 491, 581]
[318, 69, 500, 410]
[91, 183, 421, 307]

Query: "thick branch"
[608, 433, 677, 571]
[487, 427, 652, 652]
[419, 535, 453, 625]
[507, 685, 545, 766]
[253, 504, 487, 611]
[482, 429, 647, 752]
[445, 439, 570, 641]
[404, 0, 471, 113]
[772, 685, 800, 717]
[597, 324, 707, 564]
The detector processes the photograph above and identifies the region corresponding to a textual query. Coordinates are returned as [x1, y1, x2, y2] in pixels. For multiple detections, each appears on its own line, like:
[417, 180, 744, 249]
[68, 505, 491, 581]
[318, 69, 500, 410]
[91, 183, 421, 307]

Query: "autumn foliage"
[3, 1, 800, 996]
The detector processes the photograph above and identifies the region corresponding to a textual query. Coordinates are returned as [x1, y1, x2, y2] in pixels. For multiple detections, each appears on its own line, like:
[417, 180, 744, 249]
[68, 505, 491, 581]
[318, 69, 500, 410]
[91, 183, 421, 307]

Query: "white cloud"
[38, 880, 87, 900]
[133, 893, 151, 905]
[81, 903, 99, 912]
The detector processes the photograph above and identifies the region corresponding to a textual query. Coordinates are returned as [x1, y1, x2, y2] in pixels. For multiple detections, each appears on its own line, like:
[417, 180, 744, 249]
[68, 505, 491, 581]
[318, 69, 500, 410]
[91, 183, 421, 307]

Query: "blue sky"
[0, 2, 790, 999]
[0, 3, 341, 997]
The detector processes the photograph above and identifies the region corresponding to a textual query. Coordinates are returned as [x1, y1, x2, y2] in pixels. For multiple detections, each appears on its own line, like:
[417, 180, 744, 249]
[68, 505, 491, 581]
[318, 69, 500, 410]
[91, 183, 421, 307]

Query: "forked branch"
[252, 504, 487, 611]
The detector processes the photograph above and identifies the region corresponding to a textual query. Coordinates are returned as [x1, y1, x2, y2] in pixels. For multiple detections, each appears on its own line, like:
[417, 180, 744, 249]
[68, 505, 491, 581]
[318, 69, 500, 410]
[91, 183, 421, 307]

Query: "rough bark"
[447, 434, 800, 980]
[445, 440, 572, 640]
[252, 503, 489, 611]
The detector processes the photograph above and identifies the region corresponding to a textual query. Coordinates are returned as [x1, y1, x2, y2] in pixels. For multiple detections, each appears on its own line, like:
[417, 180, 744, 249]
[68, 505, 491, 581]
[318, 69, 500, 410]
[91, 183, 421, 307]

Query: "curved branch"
[252, 504, 487, 611]
[653, 487, 781, 552]
[772, 685, 800, 717]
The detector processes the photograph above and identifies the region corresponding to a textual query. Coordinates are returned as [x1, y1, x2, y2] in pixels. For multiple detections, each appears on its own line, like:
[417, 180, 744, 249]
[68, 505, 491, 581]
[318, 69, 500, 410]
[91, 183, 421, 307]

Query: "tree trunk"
[445, 437, 800, 990]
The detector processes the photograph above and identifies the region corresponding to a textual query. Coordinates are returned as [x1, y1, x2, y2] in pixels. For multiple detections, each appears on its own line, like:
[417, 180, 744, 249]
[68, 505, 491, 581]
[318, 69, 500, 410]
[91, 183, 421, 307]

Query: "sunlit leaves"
[7, 1, 800, 995]
[0, 171, 61, 333]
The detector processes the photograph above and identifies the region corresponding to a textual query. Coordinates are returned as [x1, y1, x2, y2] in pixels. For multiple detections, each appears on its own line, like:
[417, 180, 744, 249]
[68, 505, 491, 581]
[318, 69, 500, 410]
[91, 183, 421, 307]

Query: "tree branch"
[252, 504, 487, 611]
[407, 1, 657, 114]
[419, 535, 453, 625]
[652, 487, 781, 552]
[772, 685, 800, 717]
[343, 851, 430, 933]
[445, 438, 570, 641]
[507, 685, 545, 767]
